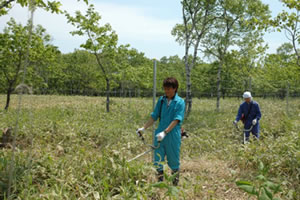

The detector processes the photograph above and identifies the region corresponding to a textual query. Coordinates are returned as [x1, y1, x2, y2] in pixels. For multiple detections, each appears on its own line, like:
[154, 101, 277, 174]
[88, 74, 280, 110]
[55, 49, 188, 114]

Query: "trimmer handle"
[181, 131, 189, 138]
[181, 127, 189, 138]
[137, 131, 145, 141]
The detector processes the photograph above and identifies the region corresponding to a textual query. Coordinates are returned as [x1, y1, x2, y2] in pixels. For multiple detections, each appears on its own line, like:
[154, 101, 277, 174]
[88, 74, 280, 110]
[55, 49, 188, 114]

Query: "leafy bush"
[236, 161, 281, 200]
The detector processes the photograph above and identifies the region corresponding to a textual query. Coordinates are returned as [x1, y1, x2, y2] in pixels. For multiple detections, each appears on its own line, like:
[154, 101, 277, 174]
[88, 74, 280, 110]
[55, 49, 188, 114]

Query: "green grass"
[0, 95, 299, 199]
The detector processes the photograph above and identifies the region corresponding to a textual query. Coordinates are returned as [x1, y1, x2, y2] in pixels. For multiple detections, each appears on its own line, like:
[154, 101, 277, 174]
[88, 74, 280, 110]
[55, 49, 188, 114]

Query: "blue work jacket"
[151, 93, 185, 170]
[236, 100, 262, 131]
[151, 93, 185, 136]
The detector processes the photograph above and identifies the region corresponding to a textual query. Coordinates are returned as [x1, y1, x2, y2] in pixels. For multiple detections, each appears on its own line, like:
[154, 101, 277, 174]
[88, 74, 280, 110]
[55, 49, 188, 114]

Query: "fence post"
[152, 59, 157, 163]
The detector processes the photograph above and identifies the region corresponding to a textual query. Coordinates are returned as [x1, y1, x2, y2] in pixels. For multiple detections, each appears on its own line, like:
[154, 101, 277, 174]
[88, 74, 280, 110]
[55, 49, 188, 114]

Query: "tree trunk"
[106, 78, 110, 112]
[93, 52, 110, 112]
[186, 64, 192, 115]
[291, 30, 300, 67]
[249, 77, 252, 91]
[4, 85, 13, 110]
[216, 61, 222, 112]
[186, 37, 201, 115]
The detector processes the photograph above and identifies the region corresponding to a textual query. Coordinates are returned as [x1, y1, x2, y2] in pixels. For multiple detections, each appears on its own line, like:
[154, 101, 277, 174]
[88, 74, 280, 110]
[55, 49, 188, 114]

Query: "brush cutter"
[233, 123, 253, 144]
[128, 129, 189, 162]
[128, 132, 160, 162]
[181, 128, 189, 139]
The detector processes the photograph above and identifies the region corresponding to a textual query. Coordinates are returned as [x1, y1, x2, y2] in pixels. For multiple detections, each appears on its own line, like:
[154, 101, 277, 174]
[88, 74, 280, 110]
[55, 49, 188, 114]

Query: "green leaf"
[258, 188, 272, 200]
[263, 181, 281, 193]
[236, 184, 258, 195]
[256, 174, 266, 181]
[93, 191, 100, 200]
[151, 182, 169, 189]
[236, 180, 253, 186]
[264, 186, 273, 199]
[167, 186, 179, 196]
[259, 161, 264, 171]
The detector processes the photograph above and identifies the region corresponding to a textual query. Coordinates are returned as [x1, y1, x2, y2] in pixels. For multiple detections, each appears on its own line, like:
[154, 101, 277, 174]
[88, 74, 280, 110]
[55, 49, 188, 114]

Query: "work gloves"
[136, 128, 166, 141]
[233, 119, 257, 125]
[156, 131, 166, 141]
[136, 127, 145, 137]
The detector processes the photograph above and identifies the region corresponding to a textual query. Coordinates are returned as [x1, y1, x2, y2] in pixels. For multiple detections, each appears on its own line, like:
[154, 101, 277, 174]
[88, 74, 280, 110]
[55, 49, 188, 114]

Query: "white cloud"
[92, 2, 177, 42]
[0, 0, 181, 58]
[1, 0, 293, 59]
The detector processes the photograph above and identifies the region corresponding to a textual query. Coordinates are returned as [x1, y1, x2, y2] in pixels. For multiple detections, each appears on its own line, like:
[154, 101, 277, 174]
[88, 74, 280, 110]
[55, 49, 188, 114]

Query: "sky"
[0, 0, 293, 60]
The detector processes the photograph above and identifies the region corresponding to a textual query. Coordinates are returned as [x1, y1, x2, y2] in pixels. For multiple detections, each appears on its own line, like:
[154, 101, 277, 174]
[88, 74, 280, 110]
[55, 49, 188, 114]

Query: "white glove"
[233, 120, 238, 125]
[252, 119, 257, 125]
[136, 127, 145, 136]
[156, 131, 166, 142]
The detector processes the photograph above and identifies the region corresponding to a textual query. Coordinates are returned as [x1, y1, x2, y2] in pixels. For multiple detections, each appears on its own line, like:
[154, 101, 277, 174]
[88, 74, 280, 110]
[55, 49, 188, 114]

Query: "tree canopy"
[0, 1, 299, 111]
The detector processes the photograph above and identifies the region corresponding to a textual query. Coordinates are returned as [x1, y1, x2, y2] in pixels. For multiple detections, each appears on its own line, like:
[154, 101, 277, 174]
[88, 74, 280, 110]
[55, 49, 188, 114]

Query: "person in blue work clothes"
[233, 91, 262, 143]
[136, 77, 185, 186]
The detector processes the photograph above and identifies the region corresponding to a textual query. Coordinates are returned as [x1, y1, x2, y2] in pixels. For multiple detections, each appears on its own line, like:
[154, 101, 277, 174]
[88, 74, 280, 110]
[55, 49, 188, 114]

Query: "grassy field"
[0, 95, 299, 199]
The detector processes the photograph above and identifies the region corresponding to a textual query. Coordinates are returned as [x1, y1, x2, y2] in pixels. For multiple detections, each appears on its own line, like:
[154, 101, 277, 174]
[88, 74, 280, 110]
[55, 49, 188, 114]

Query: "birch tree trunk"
[216, 60, 222, 112]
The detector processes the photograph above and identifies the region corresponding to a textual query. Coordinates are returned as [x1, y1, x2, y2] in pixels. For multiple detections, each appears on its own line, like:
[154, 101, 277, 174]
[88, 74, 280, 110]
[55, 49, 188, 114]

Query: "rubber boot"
[157, 170, 164, 182]
[171, 170, 179, 186]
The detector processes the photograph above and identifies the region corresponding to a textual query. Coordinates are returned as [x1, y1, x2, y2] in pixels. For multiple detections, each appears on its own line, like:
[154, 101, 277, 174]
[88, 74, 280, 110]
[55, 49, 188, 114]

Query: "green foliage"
[202, 0, 271, 56]
[0, 0, 89, 16]
[0, 96, 153, 199]
[182, 97, 300, 198]
[65, 4, 119, 112]
[0, 18, 58, 109]
[0, 96, 300, 199]
[59, 50, 105, 92]
[150, 168, 180, 199]
[1, 1, 299, 99]
[172, 0, 219, 113]
[271, 0, 300, 66]
[114, 45, 154, 90]
[65, 4, 118, 54]
[158, 55, 186, 92]
[236, 161, 281, 200]
[151, 181, 179, 199]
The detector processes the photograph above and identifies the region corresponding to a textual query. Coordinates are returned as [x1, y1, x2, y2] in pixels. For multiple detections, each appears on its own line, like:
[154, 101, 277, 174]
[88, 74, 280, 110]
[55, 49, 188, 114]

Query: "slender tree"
[201, 0, 270, 111]
[172, 0, 217, 115]
[0, 18, 53, 109]
[272, 0, 300, 66]
[65, 4, 118, 112]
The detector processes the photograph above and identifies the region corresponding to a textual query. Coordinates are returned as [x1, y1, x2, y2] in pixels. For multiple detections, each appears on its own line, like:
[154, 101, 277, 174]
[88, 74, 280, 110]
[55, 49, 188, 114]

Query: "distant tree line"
[0, 0, 299, 111]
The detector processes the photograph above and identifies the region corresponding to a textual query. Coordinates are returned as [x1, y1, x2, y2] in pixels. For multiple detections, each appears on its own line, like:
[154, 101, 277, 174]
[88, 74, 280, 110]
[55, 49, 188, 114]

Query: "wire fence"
[17, 84, 300, 99]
